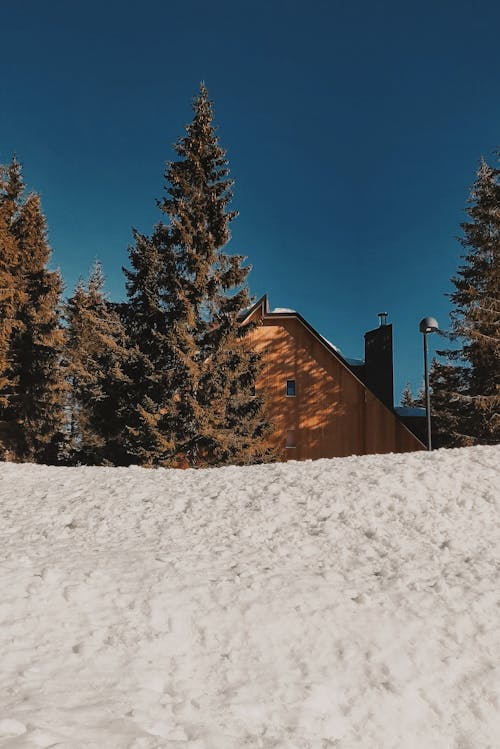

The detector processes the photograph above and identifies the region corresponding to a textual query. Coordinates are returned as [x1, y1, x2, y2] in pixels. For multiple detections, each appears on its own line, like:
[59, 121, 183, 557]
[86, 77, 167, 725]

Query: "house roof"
[239, 294, 362, 371]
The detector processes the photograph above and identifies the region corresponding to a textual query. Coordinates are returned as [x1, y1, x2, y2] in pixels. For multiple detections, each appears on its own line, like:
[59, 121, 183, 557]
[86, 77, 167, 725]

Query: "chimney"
[363, 313, 394, 409]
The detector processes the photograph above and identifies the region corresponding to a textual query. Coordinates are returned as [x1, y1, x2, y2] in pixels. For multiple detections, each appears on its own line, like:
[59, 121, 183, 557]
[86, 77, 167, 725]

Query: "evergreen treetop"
[0, 160, 24, 419]
[451, 157, 500, 389]
[11, 185, 67, 462]
[65, 261, 133, 465]
[433, 152, 500, 445]
[158, 84, 272, 465]
[400, 383, 416, 408]
[121, 83, 274, 466]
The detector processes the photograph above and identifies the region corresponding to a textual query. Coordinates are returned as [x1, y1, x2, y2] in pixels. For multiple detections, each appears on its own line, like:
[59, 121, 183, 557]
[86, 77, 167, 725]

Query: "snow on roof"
[395, 406, 426, 417]
[264, 301, 365, 366]
[320, 334, 342, 354]
[0, 445, 499, 746]
[320, 335, 364, 366]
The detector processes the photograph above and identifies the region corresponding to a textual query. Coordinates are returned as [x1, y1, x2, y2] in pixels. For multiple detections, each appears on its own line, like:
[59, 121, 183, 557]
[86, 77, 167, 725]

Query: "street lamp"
[419, 316, 439, 451]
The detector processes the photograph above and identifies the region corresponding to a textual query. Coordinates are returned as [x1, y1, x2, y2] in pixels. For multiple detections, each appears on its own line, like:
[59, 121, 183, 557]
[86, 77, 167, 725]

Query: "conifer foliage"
[12, 192, 67, 462]
[432, 154, 500, 446]
[1, 88, 274, 467]
[65, 261, 131, 464]
[121, 226, 176, 466]
[429, 360, 470, 448]
[400, 382, 424, 408]
[123, 84, 274, 466]
[0, 158, 66, 462]
[0, 160, 24, 428]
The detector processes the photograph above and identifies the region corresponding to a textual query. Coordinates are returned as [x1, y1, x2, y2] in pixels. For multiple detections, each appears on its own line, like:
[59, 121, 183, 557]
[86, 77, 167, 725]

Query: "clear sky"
[1, 0, 499, 400]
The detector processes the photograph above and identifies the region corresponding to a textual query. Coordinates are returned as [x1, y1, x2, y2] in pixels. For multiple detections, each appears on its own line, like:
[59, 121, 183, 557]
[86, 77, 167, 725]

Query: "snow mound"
[0, 445, 499, 748]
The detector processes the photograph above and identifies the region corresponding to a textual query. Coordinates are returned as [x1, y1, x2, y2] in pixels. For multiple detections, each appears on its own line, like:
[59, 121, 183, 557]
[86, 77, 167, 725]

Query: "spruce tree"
[11, 191, 67, 463]
[0, 162, 23, 455]
[65, 261, 132, 464]
[122, 83, 274, 466]
[121, 226, 176, 465]
[0, 215, 18, 410]
[400, 383, 416, 407]
[429, 359, 471, 448]
[416, 384, 426, 408]
[0, 162, 23, 410]
[400, 382, 424, 412]
[433, 154, 500, 445]
[157, 83, 274, 466]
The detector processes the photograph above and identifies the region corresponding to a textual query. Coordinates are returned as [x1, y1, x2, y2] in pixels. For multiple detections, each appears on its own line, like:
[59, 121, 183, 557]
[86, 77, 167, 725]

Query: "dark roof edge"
[238, 294, 269, 322]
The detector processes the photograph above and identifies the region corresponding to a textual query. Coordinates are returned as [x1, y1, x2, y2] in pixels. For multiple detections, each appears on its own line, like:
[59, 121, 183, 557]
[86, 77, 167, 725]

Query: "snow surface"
[0, 446, 499, 748]
[271, 308, 296, 314]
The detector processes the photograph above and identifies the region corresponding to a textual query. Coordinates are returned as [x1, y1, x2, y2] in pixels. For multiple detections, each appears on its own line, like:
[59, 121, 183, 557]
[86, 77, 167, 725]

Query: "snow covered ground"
[0, 446, 499, 749]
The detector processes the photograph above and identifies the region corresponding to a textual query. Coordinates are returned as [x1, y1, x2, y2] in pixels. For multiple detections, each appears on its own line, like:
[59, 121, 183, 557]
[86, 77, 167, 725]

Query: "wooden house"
[240, 295, 425, 460]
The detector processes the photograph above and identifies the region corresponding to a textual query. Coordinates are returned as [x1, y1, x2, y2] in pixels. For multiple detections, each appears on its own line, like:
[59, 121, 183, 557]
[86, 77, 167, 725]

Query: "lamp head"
[419, 316, 439, 334]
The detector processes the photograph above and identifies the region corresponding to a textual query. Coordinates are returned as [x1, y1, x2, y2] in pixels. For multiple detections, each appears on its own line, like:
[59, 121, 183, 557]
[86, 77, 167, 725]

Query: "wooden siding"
[247, 314, 424, 461]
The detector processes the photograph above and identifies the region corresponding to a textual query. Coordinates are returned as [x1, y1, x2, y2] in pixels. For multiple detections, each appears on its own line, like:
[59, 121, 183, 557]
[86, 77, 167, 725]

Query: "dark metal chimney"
[363, 314, 394, 409]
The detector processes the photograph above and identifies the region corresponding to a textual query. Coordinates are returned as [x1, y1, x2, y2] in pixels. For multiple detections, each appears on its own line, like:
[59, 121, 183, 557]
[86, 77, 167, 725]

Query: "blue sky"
[1, 0, 499, 400]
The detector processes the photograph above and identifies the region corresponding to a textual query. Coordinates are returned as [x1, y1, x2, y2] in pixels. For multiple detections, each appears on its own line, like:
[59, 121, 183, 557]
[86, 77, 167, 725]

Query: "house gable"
[242, 295, 425, 459]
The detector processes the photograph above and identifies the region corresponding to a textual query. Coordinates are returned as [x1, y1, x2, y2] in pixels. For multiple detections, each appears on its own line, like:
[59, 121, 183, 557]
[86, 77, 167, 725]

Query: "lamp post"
[419, 316, 439, 451]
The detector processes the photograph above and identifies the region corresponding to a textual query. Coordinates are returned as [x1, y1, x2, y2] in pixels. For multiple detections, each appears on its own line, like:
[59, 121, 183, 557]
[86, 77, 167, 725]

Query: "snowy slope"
[0, 446, 499, 749]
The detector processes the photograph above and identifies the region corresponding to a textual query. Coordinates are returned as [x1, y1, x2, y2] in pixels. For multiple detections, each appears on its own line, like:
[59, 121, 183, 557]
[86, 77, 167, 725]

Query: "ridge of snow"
[271, 307, 296, 313]
[0, 445, 499, 747]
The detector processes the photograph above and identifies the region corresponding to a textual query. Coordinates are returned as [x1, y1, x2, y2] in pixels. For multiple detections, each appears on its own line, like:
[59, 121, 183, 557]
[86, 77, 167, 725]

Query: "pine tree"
[0, 162, 22, 411]
[400, 383, 416, 407]
[156, 83, 274, 466]
[400, 382, 425, 411]
[121, 84, 274, 467]
[0, 215, 18, 410]
[11, 191, 67, 463]
[0, 158, 27, 457]
[0, 156, 24, 227]
[121, 225, 176, 465]
[65, 261, 132, 464]
[416, 383, 426, 408]
[433, 154, 500, 445]
[429, 359, 471, 448]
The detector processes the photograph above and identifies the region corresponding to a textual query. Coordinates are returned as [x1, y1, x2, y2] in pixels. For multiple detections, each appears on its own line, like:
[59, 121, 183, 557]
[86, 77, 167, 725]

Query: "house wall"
[247, 316, 424, 460]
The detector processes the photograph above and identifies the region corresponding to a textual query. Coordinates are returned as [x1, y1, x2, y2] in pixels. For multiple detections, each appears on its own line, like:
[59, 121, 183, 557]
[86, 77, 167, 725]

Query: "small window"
[286, 430, 297, 448]
[286, 379, 296, 397]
